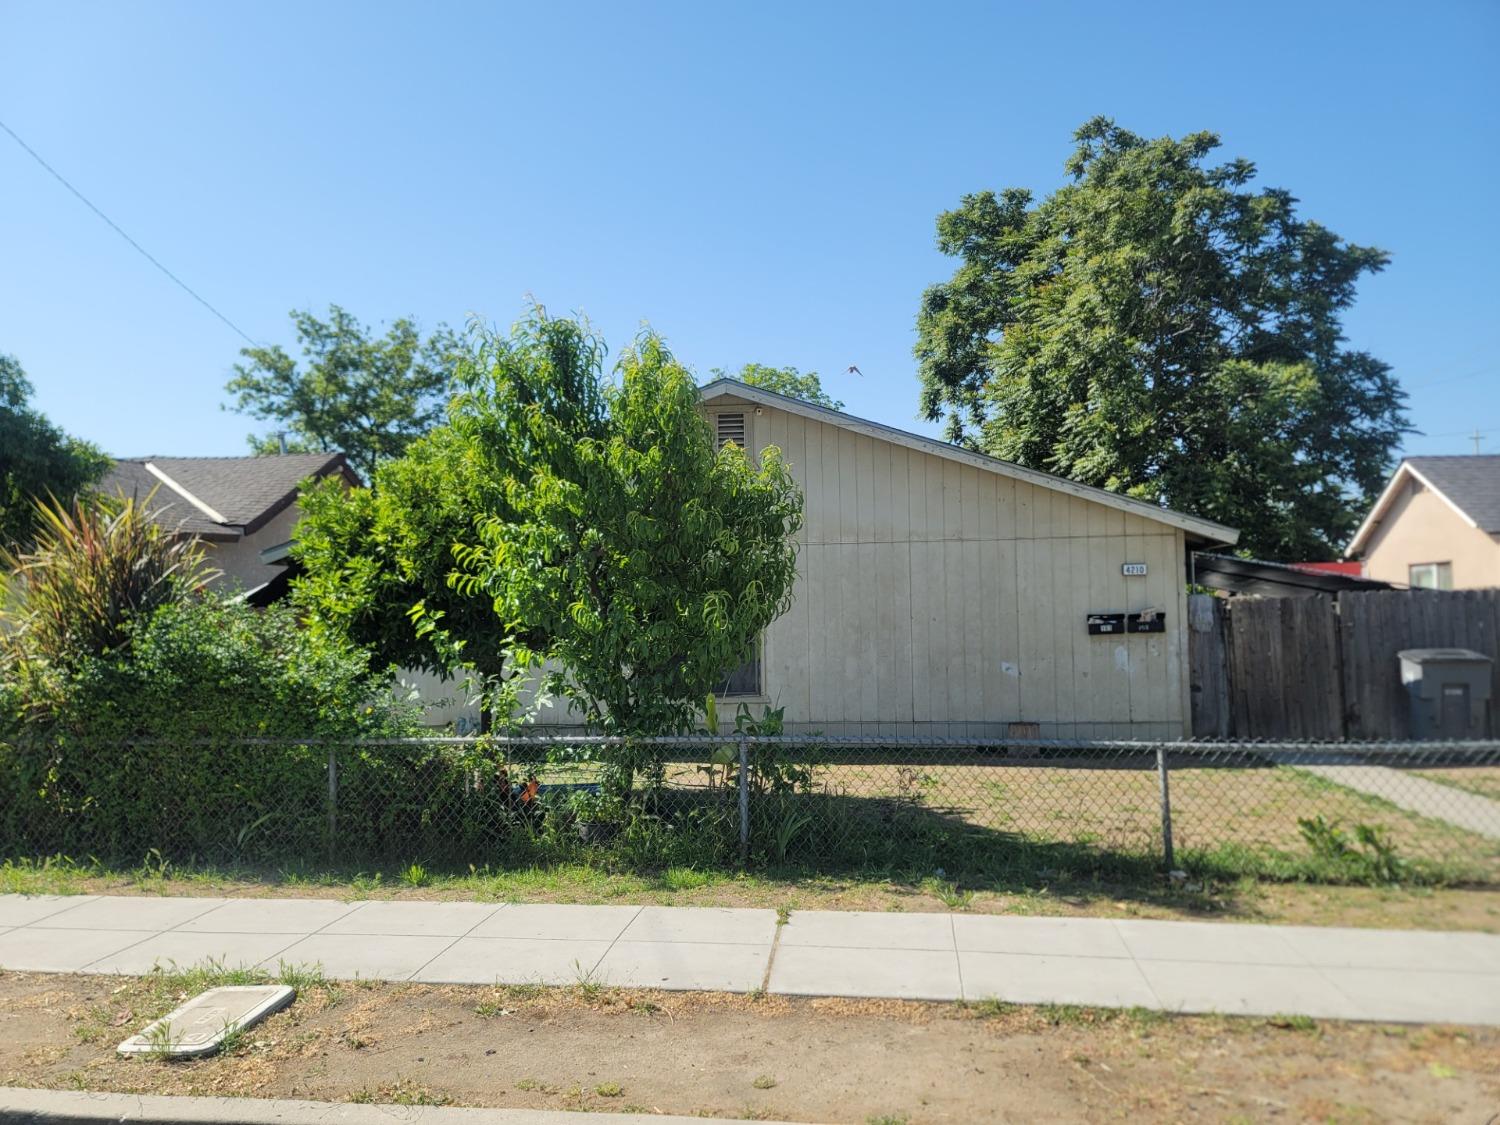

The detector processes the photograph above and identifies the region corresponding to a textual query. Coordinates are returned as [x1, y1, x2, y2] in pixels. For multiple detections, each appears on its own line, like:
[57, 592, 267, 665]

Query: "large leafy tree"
[292, 426, 503, 683]
[225, 305, 460, 480]
[709, 363, 843, 410]
[0, 354, 109, 548]
[452, 320, 804, 749]
[291, 313, 606, 701]
[294, 309, 803, 757]
[915, 118, 1407, 559]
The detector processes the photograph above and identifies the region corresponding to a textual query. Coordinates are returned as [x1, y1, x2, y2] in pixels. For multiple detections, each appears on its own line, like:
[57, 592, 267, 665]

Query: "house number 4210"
[1121, 563, 1148, 576]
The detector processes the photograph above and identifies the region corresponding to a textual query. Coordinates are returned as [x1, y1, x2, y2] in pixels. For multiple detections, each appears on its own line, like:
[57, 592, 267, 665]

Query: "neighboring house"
[1346, 455, 1500, 590]
[495, 381, 1237, 738]
[98, 453, 357, 602]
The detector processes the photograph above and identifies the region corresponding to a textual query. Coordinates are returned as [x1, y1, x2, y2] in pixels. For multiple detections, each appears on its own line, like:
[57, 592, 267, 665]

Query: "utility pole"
[1472, 429, 1484, 455]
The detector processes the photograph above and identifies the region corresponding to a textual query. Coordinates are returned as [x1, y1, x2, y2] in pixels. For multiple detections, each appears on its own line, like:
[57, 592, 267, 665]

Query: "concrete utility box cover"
[118, 985, 295, 1058]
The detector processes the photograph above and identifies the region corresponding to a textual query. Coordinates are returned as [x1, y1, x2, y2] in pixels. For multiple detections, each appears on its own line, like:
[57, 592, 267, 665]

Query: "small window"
[715, 411, 747, 451]
[715, 642, 762, 697]
[1409, 562, 1453, 590]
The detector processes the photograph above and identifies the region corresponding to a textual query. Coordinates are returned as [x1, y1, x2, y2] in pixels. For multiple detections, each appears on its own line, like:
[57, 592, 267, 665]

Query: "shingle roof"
[98, 453, 349, 537]
[1405, 456, 1500, 532]
[97, 461, 224, 536]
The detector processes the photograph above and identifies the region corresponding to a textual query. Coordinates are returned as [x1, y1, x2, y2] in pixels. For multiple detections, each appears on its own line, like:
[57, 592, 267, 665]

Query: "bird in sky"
[846, 365, 862, 377]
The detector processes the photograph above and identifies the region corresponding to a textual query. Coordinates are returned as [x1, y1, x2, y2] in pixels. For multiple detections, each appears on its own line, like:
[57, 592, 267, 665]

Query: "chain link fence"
[3, 735, 1498, 886]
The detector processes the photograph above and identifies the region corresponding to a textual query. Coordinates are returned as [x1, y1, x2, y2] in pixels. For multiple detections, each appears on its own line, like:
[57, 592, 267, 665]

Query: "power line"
[1403, 365, 1497, 391]
[0, 116, 256, 346]
[1414, 423, 1497, 441]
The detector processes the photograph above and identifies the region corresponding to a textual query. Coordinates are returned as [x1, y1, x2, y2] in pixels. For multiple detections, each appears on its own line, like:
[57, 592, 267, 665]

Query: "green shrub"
[0, 597, 429, 861]
[0, 491, 213, 717]
[1297, 814, 1408, 884]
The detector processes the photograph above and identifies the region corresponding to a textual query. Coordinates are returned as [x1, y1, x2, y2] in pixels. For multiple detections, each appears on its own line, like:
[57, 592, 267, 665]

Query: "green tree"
[915, 118, 1407, 559]
[291, 311, 610, 715]
[452, 320, 803, 756]
[291, 429, 501, 683]
[225, 305, 460, 480]
[709, 363, 843, 410]
[0, 354, 108, 548]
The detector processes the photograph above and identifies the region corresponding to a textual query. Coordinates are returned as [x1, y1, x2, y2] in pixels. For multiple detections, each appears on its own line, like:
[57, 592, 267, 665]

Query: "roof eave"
[239, 451, 354, 535]
[699, 379, 1239, 546]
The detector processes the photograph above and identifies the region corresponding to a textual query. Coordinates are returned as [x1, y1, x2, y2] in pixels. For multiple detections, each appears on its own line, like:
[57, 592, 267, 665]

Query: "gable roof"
[699, 379, 1239, 546]
[99, 453, 354, 540]
[1346, 455, 1500, 556]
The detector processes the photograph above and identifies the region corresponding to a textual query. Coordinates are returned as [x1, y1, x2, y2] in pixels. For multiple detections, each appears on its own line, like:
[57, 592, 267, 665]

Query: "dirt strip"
[2, 970, 1496, 1123]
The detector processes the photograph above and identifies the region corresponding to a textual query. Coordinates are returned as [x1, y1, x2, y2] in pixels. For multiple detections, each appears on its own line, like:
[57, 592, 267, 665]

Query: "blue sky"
[2, 1, 1496, 460]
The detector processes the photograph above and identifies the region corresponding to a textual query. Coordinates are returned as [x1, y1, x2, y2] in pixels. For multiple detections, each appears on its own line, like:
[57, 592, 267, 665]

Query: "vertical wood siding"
[726, 401, 1190, 738]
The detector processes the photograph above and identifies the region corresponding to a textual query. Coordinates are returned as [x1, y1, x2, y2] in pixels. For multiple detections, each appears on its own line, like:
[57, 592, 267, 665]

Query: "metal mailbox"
[1126, 609, 1166, 634]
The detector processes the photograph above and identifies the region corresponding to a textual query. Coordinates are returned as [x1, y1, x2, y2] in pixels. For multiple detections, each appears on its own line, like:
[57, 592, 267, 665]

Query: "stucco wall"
[1361, 479, 1500, 589]
[201, 504, 305, 594]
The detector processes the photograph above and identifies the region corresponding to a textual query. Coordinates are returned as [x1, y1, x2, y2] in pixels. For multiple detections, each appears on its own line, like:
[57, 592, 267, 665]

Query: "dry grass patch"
[1, 971, 1496, 1123]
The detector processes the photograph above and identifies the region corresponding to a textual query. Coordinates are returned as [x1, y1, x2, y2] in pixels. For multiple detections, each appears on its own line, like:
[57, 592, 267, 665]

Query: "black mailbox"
[1087, 613, 1125, 636]
[1126, 610, 1166, 634]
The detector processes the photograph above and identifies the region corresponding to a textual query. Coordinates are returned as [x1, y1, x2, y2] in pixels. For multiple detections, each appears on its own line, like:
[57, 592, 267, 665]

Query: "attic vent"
[715, 412, 747, 451]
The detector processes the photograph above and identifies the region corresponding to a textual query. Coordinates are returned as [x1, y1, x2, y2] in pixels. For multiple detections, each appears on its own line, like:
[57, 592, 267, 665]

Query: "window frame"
[714, 638, 765, 699]
[1408, 561, 1453, 590]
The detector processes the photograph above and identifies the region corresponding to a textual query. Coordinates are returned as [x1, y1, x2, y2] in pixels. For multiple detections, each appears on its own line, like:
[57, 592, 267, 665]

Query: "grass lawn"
[4, 852, 1499, 933]
[670, 756, 1499, 863]
[6, 756, 1497, 933]
[3, 965, 1495, 1122]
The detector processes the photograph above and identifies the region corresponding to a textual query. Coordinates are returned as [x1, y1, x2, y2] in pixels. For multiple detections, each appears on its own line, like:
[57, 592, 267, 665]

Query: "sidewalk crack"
[403, 905, 506, 983]
[1111, 919, 1167, 1012]
[949, 912, 965, 1002]
[588, 905, 645, 980]
[760, 913, 786, 994]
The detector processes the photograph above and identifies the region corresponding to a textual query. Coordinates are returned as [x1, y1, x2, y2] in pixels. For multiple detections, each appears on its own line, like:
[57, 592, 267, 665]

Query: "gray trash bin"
[1398, 648, 1494, 739]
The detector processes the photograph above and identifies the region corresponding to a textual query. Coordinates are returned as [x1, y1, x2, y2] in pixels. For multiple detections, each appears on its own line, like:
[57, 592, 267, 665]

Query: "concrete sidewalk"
[2, 893, 1498, 1025]
[1304, 763, 1500, 839]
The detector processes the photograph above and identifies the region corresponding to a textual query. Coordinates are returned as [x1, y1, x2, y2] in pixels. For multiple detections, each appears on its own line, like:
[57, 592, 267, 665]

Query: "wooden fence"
[1188, 588, 1500, 739]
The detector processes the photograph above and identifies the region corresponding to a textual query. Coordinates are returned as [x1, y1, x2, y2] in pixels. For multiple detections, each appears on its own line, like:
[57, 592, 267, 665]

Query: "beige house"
[432, 382, 1237, 737]
[693, 381, 1237, 738]
[1346, 456, 1500, 590]
[99, 453, 356, 601]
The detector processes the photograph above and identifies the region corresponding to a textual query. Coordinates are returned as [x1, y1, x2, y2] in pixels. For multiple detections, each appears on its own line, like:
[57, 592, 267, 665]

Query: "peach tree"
[451, 321, 803, 792]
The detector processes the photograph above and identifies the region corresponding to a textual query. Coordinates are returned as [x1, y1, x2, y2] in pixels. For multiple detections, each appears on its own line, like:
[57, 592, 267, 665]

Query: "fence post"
[1155, 743, 1175, 872]
[326, 745, 338, 860]
[737, 734, 750, 866]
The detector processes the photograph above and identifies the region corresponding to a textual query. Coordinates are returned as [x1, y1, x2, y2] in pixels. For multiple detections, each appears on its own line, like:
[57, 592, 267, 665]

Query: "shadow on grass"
[5, 785, 1490, 923]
